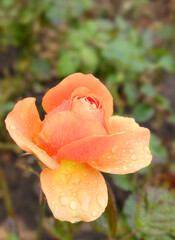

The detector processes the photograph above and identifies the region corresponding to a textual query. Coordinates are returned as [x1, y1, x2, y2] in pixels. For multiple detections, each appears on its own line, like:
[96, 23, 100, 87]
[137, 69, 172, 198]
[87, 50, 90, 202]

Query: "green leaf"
[0, 0, 15, 8]
[157, 55, 175, 72]
[149, 134, 167, 158]
[123, 194, 137, 231]
[30, 59, 51, 80]
[154, 95, 172, 111]
[95, 184, 117, 238]
[111, 175, 133, 191]
[102, 38, 149, 73]
[115, 17, 128, 30]
[44, 218, 72, 240]
[6, 233, 20, 240]
[140, 85, 156, 97]
[2, 101, 15, 113]
[80, 47, 99, 74]
[46, 5, 67, 24]
[57, 51, 80, 77]
[135, 186, 175, 237]
[132, 103, 154, 122]
[124, 83, 138, 106]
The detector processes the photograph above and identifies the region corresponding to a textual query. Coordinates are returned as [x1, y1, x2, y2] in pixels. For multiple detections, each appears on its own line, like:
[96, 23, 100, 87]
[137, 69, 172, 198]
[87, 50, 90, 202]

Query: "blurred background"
[0, 0, 175, 239]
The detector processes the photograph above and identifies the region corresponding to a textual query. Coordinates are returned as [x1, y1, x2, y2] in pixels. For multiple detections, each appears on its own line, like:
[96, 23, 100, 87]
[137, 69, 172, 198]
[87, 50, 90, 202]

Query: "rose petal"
[88, 116, 152, 174]
[5, 98, 59, 169]
[70, 87, 109, 132]
[42, 73, 113, 118]
[109, 116, 140, 133]
[38, 110, 107, 153]
[56, 133, 122, 162]
[40, 160, 108, 223]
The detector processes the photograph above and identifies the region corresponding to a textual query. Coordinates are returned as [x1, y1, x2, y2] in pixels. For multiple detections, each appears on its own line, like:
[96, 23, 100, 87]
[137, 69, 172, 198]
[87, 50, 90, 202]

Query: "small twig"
[117, 229, 140, 240]
[17, 163, 40, 177]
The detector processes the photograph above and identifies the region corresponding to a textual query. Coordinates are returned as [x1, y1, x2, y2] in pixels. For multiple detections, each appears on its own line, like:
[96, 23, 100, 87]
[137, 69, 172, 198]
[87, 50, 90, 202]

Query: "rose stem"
[36, 191, 46, 240]
[0, 167, 19, 237]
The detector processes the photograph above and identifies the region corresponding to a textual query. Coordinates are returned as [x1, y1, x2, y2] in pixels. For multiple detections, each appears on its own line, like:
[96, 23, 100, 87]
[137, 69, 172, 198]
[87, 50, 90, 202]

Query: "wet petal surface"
[88, 116, 152, 174]
[5, 98, 59, 169]
[38, 110, 107, 153]
[56, 133, 122, 163]
[40, 160, 108, 223]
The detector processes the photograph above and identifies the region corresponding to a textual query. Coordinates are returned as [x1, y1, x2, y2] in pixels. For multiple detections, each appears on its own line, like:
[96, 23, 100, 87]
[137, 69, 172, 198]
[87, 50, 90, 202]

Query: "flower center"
[75, 96, 101, 110]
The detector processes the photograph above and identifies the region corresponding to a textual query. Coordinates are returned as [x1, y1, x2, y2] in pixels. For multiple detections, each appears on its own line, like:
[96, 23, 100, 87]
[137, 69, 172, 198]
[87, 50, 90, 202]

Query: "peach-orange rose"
[5, 73, 152, 223]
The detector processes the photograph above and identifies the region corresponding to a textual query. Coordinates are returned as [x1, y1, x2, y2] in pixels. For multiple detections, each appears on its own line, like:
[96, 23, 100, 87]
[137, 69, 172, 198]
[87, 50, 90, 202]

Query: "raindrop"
[60, 196, 68, 206]
[132, 154, 137, 160]
[10, 125, 16, 130]
[55, 206, 59, 212]
[52, 200, 56, 205]
[72, 178, 79, 184]
[72, 216, 80, 223]
[21, 113, 24, 119]
[91, 211, 97, 217]
[97, 195, 106, 209]
[112, 146, 117, 154]
[70, 201, 77, 210]
[130, 149, 134, 153]
[123, 166, 128, 171]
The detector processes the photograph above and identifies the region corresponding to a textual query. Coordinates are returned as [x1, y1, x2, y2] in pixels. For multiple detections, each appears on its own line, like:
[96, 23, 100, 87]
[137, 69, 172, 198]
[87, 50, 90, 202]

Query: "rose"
[5, 73, 152, 223]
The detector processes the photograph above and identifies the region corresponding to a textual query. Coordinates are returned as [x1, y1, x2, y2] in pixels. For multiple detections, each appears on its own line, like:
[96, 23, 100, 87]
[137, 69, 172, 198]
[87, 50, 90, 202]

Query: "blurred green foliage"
[0, 0, 175, 239]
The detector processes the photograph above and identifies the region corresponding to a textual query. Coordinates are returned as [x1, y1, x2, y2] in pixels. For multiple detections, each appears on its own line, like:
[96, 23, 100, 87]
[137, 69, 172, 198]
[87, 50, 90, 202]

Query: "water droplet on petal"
[130, 149, 134, 153]
[91, 211, 97, 216]
[10, 125, 16, 130]
[97, 195, 106, 209]
[72, 178, 80, 184]
[132, 154, 137, 160]
[112, 146, 118, 154]
[52, 200, 56, 205]
[60, 196, 68, 206]
[123, 166, 128, 171]
[55, 206, 59, 211]
[72, 216, 80, 223]
[70, 201, 77, 210]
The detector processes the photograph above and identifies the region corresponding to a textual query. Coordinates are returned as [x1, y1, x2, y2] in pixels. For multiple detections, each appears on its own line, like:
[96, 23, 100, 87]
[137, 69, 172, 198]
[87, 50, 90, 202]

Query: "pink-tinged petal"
[88, 116, 152, 174]
[57, 99, 71, 111]
[38, 110, 107, 153]
[109, 116, 140, 133]
[42, 73, 113, 118]
[56, 133, 122, 162]
[70, 87, 109, 132]
[5, 98, 59, 169]
[40, 160, 108, 223]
